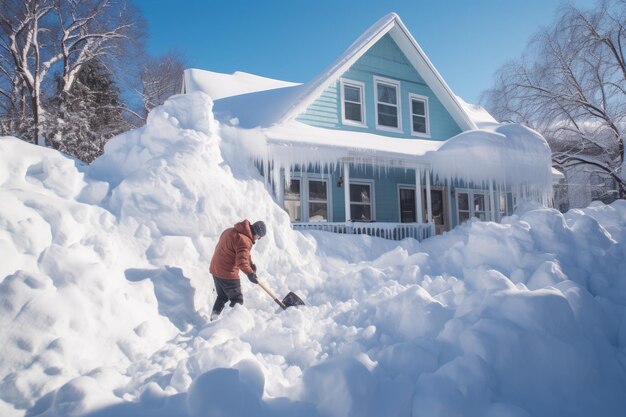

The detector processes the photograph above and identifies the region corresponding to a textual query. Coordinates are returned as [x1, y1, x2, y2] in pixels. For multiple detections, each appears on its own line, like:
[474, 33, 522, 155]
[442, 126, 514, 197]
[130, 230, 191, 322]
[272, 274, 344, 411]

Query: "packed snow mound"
[2, 92, 626, 417]
[0, 137, 177, 411]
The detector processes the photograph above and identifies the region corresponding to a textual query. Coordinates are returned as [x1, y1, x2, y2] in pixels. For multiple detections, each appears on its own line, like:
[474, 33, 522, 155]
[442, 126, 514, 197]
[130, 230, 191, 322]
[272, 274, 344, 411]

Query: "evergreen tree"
[48, 59, 129, 163]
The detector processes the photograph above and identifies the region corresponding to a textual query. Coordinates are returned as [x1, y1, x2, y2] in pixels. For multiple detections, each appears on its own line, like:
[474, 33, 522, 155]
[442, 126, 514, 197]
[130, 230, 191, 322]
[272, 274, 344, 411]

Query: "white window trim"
[285, 172, 333, 222]
[409, 93, 430, 138]
[497, 192, 507, 221]
[374, 75, 403, 133]
[397, 184, 416, 223]
[283, 175, 303, 223]
[339, 78, 367, 128]
[350, 179, 375, 221]
[456, 189, 492, 224]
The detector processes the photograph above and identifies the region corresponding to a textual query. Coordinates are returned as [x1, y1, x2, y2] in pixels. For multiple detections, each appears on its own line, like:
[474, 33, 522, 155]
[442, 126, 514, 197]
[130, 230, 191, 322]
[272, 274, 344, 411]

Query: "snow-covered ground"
[1, 92, 626, 417]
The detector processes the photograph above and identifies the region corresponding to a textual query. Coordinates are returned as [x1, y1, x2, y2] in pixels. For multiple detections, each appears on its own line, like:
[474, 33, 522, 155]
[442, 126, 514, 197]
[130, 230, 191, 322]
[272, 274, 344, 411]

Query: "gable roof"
[184, 13, 478, 131]
[277, 12, 477, 130]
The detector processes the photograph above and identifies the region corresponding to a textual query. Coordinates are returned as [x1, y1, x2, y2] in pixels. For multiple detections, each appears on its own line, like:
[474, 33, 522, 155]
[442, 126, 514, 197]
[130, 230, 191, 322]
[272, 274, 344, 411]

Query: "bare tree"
[0, 0, 145, 147]
[482, 0, 626, 198]
[139, 51, 185, 118]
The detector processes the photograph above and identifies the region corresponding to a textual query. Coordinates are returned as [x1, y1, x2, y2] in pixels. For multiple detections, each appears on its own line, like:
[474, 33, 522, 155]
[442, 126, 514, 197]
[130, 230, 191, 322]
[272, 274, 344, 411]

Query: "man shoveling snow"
[209, 219, 266, 320]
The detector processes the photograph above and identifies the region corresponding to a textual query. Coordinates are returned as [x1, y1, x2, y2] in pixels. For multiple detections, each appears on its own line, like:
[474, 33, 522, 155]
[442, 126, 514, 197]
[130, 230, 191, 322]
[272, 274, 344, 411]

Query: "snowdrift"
[1, 92, 626, 417]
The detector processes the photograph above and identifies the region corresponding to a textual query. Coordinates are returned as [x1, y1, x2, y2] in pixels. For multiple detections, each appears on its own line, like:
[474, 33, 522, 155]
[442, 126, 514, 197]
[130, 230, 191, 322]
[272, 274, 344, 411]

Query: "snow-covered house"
[182, 13, 553, 240]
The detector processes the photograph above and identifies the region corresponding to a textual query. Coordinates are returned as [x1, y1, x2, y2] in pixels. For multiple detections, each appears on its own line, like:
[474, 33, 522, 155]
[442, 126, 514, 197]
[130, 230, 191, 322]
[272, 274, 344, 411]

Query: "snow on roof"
[456, 96, 499, 129]
[264, 120, 444, 162]
[183, 69, 300, 101]
[427, 123, 553, 202]
[183, 69, 307, 128]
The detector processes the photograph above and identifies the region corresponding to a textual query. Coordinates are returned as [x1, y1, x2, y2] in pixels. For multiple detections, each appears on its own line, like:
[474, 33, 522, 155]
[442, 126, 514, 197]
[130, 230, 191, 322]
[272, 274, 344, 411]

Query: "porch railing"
[292, 222, 435, 241]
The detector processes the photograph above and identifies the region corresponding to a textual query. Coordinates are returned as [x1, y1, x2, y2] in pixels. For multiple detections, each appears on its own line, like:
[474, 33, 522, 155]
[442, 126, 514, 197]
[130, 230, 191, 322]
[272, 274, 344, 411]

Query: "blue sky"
[133, 0, 597, 104]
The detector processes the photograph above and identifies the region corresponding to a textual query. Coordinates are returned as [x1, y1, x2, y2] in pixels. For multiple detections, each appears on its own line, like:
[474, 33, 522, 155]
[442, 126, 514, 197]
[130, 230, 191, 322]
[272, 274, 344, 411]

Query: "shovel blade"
[282, 291, 305, 308]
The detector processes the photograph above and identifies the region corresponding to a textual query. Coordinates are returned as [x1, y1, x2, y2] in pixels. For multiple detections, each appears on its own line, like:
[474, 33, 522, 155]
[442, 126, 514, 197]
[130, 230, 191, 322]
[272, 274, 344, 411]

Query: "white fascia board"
[388, 24, 477, 132]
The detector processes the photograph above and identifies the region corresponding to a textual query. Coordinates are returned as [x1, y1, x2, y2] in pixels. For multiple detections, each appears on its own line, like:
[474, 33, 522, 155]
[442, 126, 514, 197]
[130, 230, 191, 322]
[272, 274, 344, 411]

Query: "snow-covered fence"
[292, 222, 435, 241]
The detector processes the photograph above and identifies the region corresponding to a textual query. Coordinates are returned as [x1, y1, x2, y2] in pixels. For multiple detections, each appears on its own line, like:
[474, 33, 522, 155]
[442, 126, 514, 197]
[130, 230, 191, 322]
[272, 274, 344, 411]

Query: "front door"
[423, 187, 449, 234]
[399, 187, 416, 223]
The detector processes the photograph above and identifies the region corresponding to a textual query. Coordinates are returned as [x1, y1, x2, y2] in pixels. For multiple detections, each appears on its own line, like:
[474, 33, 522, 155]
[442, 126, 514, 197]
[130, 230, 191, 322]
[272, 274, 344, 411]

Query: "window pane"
[285, 179, 300, 200]
[377, 104, 398, 127]
[412, 115, 426, 133]
[431, 190, 444, 225]
[400, 188, 416, 223]
[412, 100, 425, 115]
[377, 83, 397, 104]
[474, 194, 486, 212]
[345, 102, 362, 122]
[309, 180, 327, 201]
[284, 179, 301, 222]
[350, 184, 371, 203]
[344, 85, 361, 103]
[285, 200, 301, 222]
[309, 202, 328, 222]
[459, 211, 470, 223]
[351, 204, 371, 221]
[458, 192, 469, 211]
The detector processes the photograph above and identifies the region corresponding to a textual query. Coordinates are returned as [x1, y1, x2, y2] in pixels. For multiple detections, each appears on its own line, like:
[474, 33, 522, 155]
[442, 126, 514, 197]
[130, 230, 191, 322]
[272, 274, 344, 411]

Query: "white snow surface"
[1, 92, 626, 417]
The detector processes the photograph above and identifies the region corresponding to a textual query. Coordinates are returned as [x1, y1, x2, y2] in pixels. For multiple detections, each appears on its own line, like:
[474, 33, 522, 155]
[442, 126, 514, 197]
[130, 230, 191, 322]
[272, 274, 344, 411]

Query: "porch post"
[489, 181, 496, 221]
[415, 167, 423, 223]
[277, 169, 285, 208]
[425, 168, 433, 223]
[343, 161, 351, 223]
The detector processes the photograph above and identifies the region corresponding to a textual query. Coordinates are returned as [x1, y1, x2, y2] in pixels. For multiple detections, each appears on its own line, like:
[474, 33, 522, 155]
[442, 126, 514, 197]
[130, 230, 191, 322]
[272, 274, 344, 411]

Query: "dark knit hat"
[251, 220, 266, 238]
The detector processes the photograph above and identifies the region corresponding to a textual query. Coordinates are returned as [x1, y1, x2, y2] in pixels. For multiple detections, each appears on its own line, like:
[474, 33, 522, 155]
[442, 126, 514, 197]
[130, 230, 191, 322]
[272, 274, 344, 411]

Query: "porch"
[292, 221, 435, 241]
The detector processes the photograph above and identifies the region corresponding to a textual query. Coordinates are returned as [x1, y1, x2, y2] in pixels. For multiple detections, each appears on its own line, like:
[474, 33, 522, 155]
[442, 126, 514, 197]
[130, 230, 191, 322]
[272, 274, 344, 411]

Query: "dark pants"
[211, 275, 243, 316]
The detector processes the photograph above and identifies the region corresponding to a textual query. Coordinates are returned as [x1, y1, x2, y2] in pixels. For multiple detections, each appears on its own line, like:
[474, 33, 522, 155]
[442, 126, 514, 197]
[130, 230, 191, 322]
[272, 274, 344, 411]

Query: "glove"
[251, 263, 257, 272]
[247, 272, 258, 284]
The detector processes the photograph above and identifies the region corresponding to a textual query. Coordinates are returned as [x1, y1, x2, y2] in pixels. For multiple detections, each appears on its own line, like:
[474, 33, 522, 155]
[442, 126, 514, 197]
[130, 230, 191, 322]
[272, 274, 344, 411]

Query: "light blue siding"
[301, 165, 417, 223]
[296, 84, 339, 127]
[296, 34, 463, 140]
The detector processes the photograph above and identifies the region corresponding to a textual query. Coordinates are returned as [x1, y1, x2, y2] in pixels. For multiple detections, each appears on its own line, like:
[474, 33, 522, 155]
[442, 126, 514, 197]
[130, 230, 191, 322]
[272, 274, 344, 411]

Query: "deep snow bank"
[1, 92, 626, 417]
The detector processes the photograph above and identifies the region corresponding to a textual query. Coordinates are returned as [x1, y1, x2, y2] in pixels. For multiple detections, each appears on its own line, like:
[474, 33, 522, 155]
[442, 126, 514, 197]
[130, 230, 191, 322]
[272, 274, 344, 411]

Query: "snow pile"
[0, 138, 176, 411]
[1, 92, 626, 417]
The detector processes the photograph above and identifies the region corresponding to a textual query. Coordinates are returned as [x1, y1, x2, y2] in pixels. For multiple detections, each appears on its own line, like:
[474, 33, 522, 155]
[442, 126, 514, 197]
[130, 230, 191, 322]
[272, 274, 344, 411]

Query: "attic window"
[374, 76, 402, 132]
[340, 79, 365, 126]
[410, 94, 429, 137]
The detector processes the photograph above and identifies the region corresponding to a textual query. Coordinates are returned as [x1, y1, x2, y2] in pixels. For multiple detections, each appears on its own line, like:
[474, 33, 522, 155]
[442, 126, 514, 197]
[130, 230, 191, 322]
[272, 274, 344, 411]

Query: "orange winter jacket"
[209, 220, 256, 279]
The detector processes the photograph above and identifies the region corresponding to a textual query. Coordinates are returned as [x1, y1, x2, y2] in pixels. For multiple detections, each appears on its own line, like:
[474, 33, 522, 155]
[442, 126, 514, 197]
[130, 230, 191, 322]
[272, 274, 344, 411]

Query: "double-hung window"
[340, 79, 365, 126]
[409, 94, 429, 137]
[308, 179, 329, 222]
[374, 76, 401, 132]
[283, 175, 330, 223]
[349, 181, 374, 221]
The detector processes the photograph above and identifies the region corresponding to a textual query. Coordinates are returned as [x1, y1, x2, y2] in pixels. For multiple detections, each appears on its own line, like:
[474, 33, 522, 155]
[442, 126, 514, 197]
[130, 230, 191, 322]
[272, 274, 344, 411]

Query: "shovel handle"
[257, 281, 287, 310]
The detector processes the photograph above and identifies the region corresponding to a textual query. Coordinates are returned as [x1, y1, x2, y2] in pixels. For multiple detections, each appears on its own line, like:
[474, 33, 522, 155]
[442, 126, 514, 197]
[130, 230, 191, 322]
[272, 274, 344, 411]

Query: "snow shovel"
[257, 280, 305, 310]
